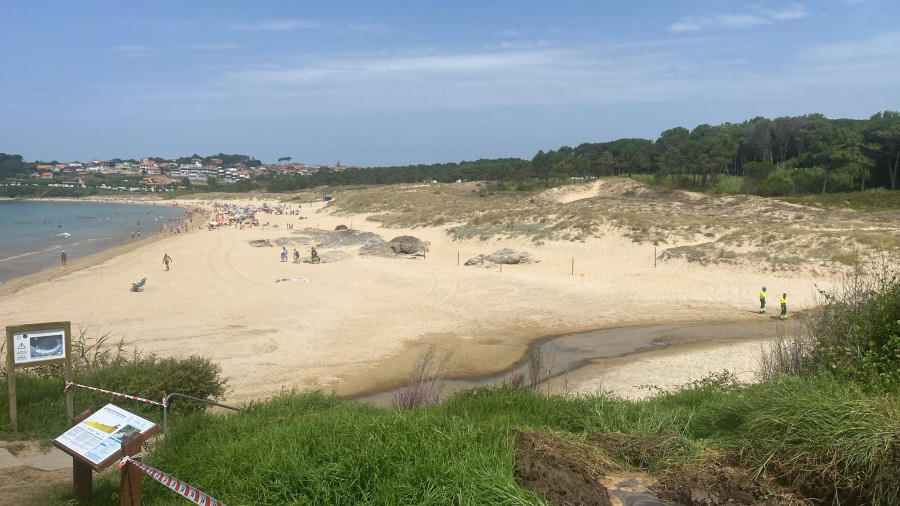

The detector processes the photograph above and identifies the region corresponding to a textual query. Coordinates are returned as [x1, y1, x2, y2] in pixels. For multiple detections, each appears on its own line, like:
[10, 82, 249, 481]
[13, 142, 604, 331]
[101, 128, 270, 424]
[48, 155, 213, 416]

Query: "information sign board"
[11, 327, 66, 364]
[54, 404, 159, 471]
[6, 322, 73, 432]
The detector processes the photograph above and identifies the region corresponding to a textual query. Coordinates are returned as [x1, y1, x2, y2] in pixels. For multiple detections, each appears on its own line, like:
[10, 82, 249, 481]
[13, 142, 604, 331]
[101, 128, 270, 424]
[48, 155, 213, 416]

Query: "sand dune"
[0, 191, 828, 405]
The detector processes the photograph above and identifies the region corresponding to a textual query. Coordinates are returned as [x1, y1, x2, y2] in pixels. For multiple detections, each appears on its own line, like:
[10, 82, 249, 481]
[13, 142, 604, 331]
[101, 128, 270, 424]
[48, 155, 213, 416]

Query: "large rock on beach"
[465, 248, 537, 266]
[359, 235, 429, 258]
[248, 239, 273, 247]
[485, 248, 531, 264]
[389, 235, 427, 255]
[465, 254, 486, 266]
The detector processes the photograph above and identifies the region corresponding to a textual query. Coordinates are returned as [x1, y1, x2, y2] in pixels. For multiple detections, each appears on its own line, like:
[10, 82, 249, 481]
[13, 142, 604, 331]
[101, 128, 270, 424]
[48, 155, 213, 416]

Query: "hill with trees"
[3, 110, 899, 198]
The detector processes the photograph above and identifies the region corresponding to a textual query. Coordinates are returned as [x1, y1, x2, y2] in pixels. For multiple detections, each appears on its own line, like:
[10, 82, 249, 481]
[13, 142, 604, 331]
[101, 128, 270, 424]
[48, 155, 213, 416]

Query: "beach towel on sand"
[276, 277, 309, 282]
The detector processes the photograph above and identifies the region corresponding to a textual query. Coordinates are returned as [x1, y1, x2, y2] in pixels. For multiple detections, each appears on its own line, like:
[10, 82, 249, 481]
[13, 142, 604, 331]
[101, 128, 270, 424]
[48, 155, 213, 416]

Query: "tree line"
[265, 110, 900, 195]
[4, 110, 899, 196]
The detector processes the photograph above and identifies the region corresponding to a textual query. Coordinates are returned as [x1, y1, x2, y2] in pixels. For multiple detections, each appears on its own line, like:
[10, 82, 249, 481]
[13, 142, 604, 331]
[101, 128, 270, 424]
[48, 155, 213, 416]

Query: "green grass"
[26, 376, 899, 506]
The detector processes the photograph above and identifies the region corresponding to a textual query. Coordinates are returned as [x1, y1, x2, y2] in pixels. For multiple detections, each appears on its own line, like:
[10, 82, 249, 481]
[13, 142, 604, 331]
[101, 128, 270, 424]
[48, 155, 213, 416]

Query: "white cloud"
[229, 18, 321, 31]
[757, 4, 811, 21]
[717, 13, 769, 28]
[109, 27, 900, 131]
[668, 20, 703, 32]
[800, 30, 900, 61]
[668, 4, 810, 32]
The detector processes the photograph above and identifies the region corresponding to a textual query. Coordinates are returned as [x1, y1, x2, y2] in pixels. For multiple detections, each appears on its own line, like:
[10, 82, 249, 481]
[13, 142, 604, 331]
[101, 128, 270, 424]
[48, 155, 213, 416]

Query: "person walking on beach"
[163, 253, 172, 271]
[281, 247, 288, 262]
[60, 251, 67, 268]
[293, 249, 300, 263]
[759, 286, 767, 314]
[780, 293, 787, 320]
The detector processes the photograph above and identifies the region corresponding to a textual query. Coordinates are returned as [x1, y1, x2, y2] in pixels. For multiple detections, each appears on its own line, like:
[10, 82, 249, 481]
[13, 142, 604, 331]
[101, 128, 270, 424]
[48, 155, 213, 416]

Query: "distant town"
[19, 157, 363, 191]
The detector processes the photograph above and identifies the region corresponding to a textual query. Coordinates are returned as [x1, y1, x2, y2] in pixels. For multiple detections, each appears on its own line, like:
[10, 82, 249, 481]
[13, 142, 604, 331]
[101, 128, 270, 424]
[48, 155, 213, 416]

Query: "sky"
[1, 0, 898, 167]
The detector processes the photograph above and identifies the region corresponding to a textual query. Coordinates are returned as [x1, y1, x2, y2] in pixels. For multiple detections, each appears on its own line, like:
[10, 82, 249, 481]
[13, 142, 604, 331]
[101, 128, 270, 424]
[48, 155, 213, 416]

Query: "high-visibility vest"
[780, 297, 786, 305]
[760, 291, 766, 299]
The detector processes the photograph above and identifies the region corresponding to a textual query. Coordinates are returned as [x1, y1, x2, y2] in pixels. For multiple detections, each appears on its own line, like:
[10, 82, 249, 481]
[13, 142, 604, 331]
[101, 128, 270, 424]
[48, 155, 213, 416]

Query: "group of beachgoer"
[758, 287, 788, 319]
[283, 247, 319, 263]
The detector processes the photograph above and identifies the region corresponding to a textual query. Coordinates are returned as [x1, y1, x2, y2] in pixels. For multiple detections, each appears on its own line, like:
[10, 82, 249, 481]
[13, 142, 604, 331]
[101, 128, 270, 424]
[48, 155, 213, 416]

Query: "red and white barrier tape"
[119, 455, 225, 506]
[64, 381, 166, 407]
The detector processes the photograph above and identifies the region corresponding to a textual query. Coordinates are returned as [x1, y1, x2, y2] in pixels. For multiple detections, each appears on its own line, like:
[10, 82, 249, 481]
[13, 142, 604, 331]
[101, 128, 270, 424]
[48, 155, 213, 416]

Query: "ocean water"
[0, 200, 187, 283]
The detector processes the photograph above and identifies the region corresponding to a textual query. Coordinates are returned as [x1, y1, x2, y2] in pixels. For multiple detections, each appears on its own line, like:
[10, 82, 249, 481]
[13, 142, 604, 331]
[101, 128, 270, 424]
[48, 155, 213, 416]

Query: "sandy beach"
[0, 184, 829, 405]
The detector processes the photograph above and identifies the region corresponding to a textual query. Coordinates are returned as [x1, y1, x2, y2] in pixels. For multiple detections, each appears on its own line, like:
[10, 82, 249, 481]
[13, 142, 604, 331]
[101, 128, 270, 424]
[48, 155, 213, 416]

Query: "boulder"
[248, 239, 272, 247]
[485, 248, 530, 264]
[389, 235, 427, 255]
[464, 254, 486, 266]
[335, 224, 348, 230]
[465, 248, 537, 266]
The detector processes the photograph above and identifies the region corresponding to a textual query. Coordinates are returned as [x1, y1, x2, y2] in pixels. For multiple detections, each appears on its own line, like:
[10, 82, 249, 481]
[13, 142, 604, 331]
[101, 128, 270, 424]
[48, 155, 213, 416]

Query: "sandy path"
[0, 196, 824, 404]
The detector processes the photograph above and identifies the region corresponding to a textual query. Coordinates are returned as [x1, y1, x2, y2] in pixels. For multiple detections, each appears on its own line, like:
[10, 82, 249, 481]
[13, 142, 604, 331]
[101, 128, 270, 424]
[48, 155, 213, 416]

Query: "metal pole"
[163, 392, 241, 432]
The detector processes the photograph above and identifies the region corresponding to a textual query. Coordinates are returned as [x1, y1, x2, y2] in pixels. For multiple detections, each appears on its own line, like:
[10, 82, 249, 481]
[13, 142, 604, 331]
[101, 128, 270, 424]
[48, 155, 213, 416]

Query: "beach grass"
[321, 178, 900, 269]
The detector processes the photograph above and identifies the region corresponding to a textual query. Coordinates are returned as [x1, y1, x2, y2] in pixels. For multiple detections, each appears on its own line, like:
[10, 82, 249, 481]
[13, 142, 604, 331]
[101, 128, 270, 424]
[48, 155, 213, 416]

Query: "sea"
[0, 200, 187, 283]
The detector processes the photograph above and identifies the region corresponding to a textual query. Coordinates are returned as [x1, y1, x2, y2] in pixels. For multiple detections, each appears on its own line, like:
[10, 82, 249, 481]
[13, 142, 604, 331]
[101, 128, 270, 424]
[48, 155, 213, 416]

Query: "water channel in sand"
[351, 319, 790, 407]
[352, 319, 791, 506]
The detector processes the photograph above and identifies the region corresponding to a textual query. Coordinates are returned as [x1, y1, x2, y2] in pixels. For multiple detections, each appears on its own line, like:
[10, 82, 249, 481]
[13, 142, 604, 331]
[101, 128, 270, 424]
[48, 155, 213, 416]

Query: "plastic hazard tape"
[64, 381, 166, 407]
[119, 456, 225, 506]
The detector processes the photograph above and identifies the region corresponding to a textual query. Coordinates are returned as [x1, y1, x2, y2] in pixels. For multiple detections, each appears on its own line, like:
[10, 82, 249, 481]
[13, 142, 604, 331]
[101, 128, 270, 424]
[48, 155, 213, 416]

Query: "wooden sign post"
[72, 409, 94, 501]
[54, 403, 160, 504]
[6, 321, 72, 432]
[120, 433, 144, 506]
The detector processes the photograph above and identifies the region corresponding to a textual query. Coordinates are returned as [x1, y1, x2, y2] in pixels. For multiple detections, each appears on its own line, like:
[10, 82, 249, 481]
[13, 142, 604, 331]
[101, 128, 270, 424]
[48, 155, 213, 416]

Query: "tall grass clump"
[739, 377, 900, 506]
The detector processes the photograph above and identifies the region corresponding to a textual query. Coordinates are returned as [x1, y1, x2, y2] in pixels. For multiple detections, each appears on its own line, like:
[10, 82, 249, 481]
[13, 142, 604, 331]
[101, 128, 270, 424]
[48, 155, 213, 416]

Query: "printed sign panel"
[12, 328, 65, 364]
[55, 404, 156, 467]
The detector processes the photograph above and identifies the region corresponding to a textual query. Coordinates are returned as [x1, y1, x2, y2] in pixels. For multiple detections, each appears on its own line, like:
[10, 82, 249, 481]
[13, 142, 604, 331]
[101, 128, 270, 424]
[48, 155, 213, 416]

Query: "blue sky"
[1, 1, 897, 166]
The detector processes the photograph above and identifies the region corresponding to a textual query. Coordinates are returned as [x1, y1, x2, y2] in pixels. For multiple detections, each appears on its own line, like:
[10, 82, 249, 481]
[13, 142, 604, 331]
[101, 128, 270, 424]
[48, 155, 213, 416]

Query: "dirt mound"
[656, 460, 808, 506]
[514, 430, 613, 506]
[514, 430, 808, 506]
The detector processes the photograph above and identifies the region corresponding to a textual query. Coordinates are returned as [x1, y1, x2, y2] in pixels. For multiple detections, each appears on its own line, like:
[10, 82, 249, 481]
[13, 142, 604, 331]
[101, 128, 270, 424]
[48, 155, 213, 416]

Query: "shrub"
[798, 262, 900, 388]
[713, 174, 743, 195]
[390, 385, 437, 410]
[82, 354, 227, 417]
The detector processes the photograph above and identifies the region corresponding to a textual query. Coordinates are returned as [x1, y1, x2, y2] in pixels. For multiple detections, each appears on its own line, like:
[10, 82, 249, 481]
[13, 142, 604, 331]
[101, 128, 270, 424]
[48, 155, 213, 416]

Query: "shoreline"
[0, 200, 205, 297]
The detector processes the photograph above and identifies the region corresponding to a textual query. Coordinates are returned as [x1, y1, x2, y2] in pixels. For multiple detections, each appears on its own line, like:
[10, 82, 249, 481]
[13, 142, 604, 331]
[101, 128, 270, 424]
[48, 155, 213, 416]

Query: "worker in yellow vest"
[759, 287, 767, 313]
[780, 293, 787, 320]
